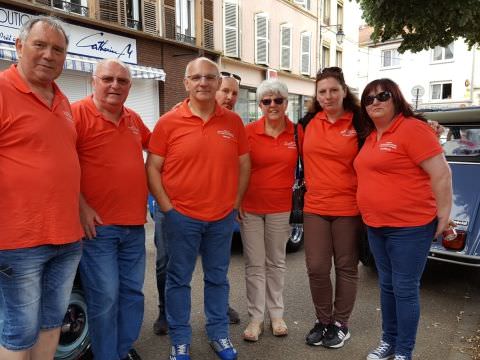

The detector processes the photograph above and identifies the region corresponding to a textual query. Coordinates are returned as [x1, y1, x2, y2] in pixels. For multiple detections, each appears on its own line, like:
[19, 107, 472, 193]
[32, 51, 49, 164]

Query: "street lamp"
[317, 24, 344, 70]
[320, 24, 344, 44]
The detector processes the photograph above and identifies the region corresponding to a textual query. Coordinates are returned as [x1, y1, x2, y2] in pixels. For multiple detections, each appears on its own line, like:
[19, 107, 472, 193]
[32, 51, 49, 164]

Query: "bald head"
[185, 57, 220, 78]
[94, 58, 132, 80]
[216, 77, 239, 110]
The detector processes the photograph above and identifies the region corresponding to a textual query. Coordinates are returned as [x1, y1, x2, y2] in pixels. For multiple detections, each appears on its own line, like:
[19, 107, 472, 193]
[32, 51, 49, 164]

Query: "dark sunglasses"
[365, 91, 392, 106]
[260, 97, 285, 106]
[220, 71, 241, 83]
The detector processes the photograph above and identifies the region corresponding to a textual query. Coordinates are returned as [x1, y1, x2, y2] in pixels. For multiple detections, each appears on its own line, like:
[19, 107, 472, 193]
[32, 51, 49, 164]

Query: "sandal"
[243, 320, 264, 342]
[271, 318, 288, 337]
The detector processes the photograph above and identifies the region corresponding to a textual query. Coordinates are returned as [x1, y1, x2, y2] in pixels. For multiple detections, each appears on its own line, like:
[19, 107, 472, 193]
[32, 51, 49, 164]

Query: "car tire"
[55, 287, 92, 360]
[286, 223, 304, 253]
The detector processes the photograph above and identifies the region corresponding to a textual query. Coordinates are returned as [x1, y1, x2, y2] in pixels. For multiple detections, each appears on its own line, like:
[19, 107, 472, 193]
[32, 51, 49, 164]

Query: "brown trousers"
[303, 213, 362, 325]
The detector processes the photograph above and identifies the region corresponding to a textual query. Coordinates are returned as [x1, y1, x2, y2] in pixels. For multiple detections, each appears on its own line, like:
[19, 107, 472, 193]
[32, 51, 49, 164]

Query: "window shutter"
[163, 0, 176, 40]
[203, 0, 214, 49]
[142, 0, 159, 35]
[224, 0, 239, 57]
[280, 24, 292, 70]
[300, 32, 311, 75]
[98, 0, 119, 23]
[255, 13, 269, 65]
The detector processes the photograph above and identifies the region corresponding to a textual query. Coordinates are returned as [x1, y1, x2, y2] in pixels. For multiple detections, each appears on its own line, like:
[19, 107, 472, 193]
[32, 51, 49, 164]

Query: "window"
[381, 49, 400, 68]
[322, 45, 330, 68]
[432, 43, 454, 61]
[323, 0, 331, 24]
[237, 88, 259, 124]
[255, 13, 269, 65]
[280, 24, 292, 70]
[287, 94, 302, 123]
[126, 0, 141, 30]
[336, 50, 342, 67]
[53, 0, 88, 15]
[431, 82, 452, 100]
[300, 32, 311, 75]
[176, 0, 195, 39]
[337, 2, 343, 27]
[224, 0, 239, 57]
[293, 0, 311, 10]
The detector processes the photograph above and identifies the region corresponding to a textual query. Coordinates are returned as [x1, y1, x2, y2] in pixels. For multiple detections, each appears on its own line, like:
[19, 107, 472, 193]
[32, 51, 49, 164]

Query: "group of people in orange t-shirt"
[0, 14, 453, 360]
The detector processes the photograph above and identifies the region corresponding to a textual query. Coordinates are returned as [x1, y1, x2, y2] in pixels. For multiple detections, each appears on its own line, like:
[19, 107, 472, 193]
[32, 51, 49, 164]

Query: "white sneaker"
[366, 340, 395, 360]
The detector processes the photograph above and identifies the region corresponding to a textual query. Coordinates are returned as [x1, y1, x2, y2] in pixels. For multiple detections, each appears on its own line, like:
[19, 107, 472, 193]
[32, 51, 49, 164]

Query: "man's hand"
[79, 196, 103, 239]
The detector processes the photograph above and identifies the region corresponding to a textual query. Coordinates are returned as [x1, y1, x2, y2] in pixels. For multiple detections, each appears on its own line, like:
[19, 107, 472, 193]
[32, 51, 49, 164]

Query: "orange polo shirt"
[149, 99, 249, 221]
[302, 111, 360, 216]
[242, 117, 297, 213]
[72, 96, 150, 225]
[0, 65, 83, 250]
[354, 114, 443, 227]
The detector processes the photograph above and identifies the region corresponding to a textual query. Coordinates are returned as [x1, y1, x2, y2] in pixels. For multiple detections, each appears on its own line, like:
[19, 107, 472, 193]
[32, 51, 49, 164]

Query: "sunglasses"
[365, 91, 392, 106]
[260, 97, 285, 106]
[220, 71, 241, 83]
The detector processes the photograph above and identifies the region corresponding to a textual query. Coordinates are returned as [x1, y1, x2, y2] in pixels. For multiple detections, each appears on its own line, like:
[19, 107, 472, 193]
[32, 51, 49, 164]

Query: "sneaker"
[209, 338, 238, 360]
[153, 313, 168, 335]
[305, 320, 328, 346]
[170, 344, 190, 360]
[122, 349, 141, 360]
[366, 340, 395, 360]
[228, 306, 240, 324]
[394, 355, 410, 360]
[322, 321, 351, 349]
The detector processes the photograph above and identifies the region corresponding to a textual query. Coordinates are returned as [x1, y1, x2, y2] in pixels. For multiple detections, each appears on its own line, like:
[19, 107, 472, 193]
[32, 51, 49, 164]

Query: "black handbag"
[289, 124, 306, 225]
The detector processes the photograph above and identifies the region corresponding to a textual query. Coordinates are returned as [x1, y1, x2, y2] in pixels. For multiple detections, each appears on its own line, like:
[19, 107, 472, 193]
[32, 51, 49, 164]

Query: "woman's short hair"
[359, 78, 425, 136]
[256, 79, 289, 101]
[308, 66, 360, 114]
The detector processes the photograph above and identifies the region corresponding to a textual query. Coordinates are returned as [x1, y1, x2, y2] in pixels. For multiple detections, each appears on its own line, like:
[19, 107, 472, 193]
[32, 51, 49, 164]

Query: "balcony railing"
[176, 32, 196, 45]
[35, 0, 89, 16]
[127, 18, 142, 31]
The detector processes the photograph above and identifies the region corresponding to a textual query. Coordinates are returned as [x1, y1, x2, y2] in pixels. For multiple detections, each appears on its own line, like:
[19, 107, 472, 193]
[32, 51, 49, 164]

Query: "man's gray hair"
[256, 79, 289, 101]
[93, 58, 132, 79]
[185, 56, 220, 77]
[18, 15, 69, 46]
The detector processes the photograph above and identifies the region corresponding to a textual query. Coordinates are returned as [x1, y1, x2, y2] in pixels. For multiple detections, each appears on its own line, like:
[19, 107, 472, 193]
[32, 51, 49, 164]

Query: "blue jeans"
[164, 209, 235, 344]
[79, 225, 146, 360]
[0, 242, 82, 350]
[154, 206, 168, 315]
[367, 219, 436, 358]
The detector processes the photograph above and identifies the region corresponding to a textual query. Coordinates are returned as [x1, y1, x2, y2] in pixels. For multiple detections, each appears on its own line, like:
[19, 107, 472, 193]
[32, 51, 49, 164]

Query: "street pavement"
[135, 221, 480, 360]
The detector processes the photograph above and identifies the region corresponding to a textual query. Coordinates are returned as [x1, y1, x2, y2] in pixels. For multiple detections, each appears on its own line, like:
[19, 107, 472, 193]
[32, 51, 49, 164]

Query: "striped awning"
[0, 43, 165, 81]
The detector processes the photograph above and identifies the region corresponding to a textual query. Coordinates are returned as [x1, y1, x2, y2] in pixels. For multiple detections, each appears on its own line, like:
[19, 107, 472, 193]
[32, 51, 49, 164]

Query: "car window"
[442, 126, 480, 159]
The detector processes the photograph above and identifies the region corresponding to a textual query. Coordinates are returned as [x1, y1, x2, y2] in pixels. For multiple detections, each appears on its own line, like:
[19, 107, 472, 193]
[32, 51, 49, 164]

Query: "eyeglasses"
[365, 91, 392, 106]
[185, 74, 219, 82]
[220, 71, 241, 83]
[94, 75, 131, 86]
[260, 97, 285, 106]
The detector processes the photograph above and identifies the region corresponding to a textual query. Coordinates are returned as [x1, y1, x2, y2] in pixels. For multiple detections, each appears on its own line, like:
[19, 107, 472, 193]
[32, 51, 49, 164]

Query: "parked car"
[359, 107, 480, 268]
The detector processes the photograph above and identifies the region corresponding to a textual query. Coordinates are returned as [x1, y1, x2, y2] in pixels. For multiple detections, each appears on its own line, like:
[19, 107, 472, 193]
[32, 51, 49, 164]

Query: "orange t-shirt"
[72, 96, 151, 225]
[354, 114, 443, 227]
[0, 65, 83, 250]
[242, 117, 297, 213]
[148, 100, 249, 221]
[302, 111, 360, 216]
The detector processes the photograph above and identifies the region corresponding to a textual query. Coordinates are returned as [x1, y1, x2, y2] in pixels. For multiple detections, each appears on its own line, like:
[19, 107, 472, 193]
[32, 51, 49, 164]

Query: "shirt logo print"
[128, 124, 140, 135]
[63, 111, 73, 123]
[217, 129, 235, 140]
[340, 129, 357, 137]
[379, 141, 398, 151]
[283, 141, 296, 149]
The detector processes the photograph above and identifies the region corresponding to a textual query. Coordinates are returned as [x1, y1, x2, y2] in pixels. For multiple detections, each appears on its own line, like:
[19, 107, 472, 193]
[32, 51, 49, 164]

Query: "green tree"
[358, 0, 480, 53]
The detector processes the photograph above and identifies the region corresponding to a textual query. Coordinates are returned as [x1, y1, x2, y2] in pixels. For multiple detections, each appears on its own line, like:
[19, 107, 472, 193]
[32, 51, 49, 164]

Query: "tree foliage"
[357, 0, 480, 53]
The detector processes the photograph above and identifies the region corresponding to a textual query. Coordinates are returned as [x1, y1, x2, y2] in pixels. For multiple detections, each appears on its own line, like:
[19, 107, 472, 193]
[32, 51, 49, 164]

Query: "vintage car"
[359, 107, 480, 268]
[423, 107, 480, 267]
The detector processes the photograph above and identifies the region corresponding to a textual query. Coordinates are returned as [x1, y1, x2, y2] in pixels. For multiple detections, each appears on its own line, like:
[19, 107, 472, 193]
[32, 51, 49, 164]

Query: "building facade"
[359, 26, 480, 109]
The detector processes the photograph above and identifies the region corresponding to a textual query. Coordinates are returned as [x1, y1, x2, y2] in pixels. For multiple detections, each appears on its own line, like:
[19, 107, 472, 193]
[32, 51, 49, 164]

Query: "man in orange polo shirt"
[147, 57, 250, 360]
[0, 16, 83, 360]
[72, 58, 149, 360]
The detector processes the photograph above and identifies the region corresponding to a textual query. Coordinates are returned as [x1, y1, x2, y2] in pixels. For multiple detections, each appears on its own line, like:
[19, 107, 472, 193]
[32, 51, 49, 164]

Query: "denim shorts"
[0, 241, 82, 350]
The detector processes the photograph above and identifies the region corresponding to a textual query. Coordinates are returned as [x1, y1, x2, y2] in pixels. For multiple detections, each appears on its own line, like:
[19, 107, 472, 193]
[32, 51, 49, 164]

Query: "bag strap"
[294, 123, 304, 181]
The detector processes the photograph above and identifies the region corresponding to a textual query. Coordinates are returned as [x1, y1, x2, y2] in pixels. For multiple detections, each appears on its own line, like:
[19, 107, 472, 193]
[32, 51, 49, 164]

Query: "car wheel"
[55, 287, 91, 360]
[286, 223, 304, 253]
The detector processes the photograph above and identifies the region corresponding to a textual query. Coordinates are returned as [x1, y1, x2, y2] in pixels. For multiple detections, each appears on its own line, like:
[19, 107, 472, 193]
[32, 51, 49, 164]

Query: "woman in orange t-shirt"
[355, 78, 452, 360]
[240, 79, 297, 342]
[301, 67, 364, 349]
